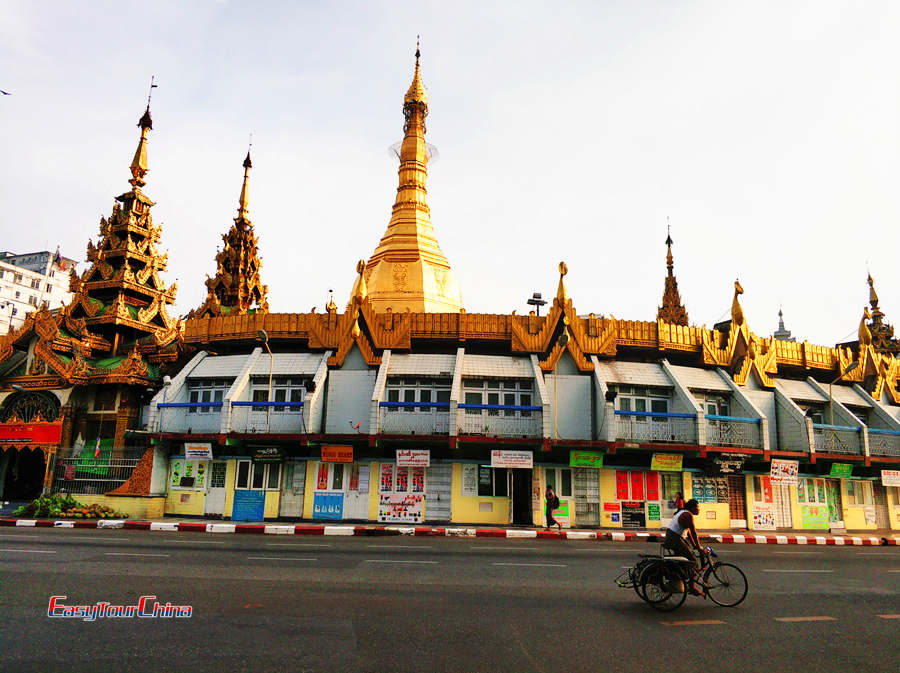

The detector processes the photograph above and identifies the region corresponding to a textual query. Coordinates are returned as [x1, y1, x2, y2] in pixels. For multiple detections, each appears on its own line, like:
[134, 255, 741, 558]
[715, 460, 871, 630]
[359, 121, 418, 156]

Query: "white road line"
[492, 562, 567, 568]
[363, 559, 439, 564]
[763, 569, 833, 573]
[366, 545, 432, 549]
[1, 548, 57, 554]
[266, 543, 331, 547]
[775, 616, 836, 622]
[247, 556, 316, 561]
[167, 540, 225, 544]
[0, 534, 112, 541]
[887, 570, 900, 573]
[576, 548, 639, 553]
[773, 551, 822, 555]
[104, 552, 170, 557]
[855, 552, 899, 556]
[472, 546, 539, 551]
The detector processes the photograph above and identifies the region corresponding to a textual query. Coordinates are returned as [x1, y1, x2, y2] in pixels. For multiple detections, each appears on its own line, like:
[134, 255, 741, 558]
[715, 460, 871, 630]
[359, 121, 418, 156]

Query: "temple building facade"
[1, 50, 899, 532]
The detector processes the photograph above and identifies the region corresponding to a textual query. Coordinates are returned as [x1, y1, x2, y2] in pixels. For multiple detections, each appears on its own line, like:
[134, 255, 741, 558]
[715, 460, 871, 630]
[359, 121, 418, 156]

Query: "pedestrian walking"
[545, 485, 561, 531]
[673, 491, 685, 511]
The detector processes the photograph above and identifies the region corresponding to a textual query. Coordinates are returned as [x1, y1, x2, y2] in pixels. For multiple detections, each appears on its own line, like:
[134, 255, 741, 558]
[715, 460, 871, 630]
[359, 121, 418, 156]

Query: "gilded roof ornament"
[859, 306, 873, 347]
[731, 279, 745, 327]
[865, 273, 898, 354]
[657, 224, 689, 326]
[556, 261, 568, 303]
[404, 37, 428, 105]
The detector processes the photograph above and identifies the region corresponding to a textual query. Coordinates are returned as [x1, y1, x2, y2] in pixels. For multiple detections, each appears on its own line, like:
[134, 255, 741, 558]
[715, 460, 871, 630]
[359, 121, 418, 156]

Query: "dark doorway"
[511, 468, 533, 525]
[0, 448, 46, 501]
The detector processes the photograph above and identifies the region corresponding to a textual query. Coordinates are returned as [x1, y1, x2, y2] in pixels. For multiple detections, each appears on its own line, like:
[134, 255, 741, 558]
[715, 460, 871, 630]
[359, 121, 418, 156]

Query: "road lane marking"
[775, 616, 836, 622]
[855, 552, 899, 556]
[366, 544, 432, 549]
[763, 569, 833, 573]
[888, 570, 900, 573]
[364, 559, 439, 564]
[0, 534, 113, 541]
[773, 551, 822, 555]
[0, 548, 57, 553]
[168, 540, 225, 544]
[266, 543, 331, 547]
[472, 546, 538, 551]
[662, 620, 726, 626]
[247, 556, 316, 561]
[104, 552, 170, 557]
[876, 615, 900, 619]
[492, 562, 567, 568]
[577, 548, 640, 553]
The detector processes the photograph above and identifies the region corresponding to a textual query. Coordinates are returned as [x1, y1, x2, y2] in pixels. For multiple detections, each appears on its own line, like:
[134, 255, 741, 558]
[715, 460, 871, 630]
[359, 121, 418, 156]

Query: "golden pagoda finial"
[237, 137, 252, 220]
[556, 261, 568, 303]
[731, 278, 745, 326]
[859, 306, 873, 346]
[657, 220, 689, 326]
[665, 218, 674, 276]
[129, 76, 157, 190]
[405, 36, 428, 105]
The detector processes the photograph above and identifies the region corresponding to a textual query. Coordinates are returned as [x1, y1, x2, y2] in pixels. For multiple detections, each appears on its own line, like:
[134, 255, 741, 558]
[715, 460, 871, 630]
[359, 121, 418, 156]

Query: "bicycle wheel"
[632, 558, 657, 601]
[640, 563, 687, 612]
[703, 562, 748, 607]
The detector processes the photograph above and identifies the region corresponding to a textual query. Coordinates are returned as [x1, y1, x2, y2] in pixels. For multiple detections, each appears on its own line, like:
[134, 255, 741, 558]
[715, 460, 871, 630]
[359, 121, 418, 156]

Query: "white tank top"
[667, 509, 689, 535]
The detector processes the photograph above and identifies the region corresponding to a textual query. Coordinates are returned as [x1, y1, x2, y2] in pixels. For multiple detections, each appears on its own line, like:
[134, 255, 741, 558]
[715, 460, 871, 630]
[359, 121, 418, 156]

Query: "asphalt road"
[1, 529, 898, 673]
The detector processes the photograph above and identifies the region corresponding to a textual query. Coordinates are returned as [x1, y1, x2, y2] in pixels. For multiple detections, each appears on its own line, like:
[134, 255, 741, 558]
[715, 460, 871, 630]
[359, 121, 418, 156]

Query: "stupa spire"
[657, 222, 689, 326]
[129, 77, 156, 190]
[237, 145, 252, 219]
[363, 41, 463, 313]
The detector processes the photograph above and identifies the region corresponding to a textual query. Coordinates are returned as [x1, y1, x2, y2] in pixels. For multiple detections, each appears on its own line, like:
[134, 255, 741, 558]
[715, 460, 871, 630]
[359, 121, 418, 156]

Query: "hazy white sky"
[2, 1, 898, 347]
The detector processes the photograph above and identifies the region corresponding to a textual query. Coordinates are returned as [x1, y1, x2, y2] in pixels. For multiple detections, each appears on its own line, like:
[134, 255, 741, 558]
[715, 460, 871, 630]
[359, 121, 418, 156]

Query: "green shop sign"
[829, 463, 852, 478]
[252, 447, 284, 463]
[570, 451, 603, 468]
[647, 503, 661, 521]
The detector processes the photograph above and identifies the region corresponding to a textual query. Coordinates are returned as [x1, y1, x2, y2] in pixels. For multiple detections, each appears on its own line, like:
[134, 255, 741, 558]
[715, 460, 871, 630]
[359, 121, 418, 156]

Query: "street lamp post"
[828, 360, 859, 451]
[258, 330, 273, 434]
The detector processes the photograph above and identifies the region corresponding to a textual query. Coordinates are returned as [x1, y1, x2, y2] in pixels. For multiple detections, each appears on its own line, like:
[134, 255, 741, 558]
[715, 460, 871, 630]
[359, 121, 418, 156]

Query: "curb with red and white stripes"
[2, 518, 898, 546]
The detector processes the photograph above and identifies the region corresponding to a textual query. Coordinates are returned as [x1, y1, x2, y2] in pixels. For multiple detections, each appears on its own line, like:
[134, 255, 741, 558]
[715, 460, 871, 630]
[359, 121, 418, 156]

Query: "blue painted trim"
[379, 401, 451, 409]
[614, 410, 696, 419]
[706, 414, 761, 424]
[158, 402, 223, 409]
[458, 403, 543, 411]
[867, 428, 900, 436]
[812, 423, 861, 432]
[231, 401, 304, 408]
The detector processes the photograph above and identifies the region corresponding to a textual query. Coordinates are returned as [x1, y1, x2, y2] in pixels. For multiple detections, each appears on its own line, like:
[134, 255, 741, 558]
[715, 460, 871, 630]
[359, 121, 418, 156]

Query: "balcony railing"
[378, 401, 450, 435]
[458, 403, 542, 438]
[867, 428, 900, 457]
[812, 423, 862, 454]
[614, 410, 697, 444]
[157, 402, 223, 434]
[705, 414, 762, 449]
[230, 401, 306, 434]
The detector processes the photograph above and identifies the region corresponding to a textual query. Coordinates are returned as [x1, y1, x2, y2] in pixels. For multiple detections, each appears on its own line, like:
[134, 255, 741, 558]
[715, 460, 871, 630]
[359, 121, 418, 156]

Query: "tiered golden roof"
[363, 44, 463, 313]
[190, 151, 269, 318]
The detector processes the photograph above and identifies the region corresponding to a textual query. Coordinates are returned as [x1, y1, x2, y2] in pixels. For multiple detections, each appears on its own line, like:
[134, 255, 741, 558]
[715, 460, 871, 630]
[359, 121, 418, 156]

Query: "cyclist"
[664, 498, 706, 595]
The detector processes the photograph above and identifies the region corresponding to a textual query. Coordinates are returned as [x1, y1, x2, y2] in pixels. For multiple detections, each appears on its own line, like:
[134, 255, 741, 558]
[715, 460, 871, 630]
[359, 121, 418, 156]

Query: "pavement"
[2, 516, 898, 545]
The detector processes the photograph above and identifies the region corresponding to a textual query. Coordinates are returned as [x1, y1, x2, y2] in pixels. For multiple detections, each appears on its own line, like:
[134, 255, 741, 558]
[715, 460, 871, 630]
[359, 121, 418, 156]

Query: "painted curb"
[1, 517, 897, 545]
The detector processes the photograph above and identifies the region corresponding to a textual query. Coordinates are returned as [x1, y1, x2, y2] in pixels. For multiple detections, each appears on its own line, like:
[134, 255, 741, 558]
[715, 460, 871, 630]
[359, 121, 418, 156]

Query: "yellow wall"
[303, 459, 318, 518]
[223, 460, 238, 518]
[598, 468, 621, 528]
[264, 490, 281, 518]
[164, 488, 206, 516]
[841, 481, 877, 531]
[75, 495, 165, 519]
[889, 487, 900, 531]
[367, 461, 380, 521]
[450, 462, 509, 525]
[684, 473, 729, 530]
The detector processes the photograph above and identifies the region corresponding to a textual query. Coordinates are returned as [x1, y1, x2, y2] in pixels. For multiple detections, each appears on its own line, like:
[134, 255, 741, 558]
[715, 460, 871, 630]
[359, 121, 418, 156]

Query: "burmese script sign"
[769, 459, 799, 485]
[650, 453, 682, 471]
[396, 449, 430, 467]
[184, 443, 213, 460]
[378, 493, 424, 523]
[0, 422, 62, 444]
[882, 470, 900, 487]
[321, 445, 353, 463]
[570, 451, 603, 468]
[491, 450, 533, 469]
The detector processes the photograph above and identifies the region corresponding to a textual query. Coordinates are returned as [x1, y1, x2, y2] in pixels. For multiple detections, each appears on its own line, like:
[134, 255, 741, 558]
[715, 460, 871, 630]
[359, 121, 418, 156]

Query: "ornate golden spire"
[363, 42, 463, 313]
[657, 224, 689, 326]
[237, 150, 252, 219]
[129, 105, 152, 190]
[865, 273, 897, 354]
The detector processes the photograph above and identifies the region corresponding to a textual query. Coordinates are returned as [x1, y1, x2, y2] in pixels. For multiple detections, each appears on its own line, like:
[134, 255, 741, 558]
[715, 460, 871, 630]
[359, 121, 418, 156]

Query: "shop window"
[477, 466, 508, 496]
[168, 459, 207, 489]
[385, 377, 451, 413]
[752, 476, 773, 503]
[249, 377, 310, 413]
[797, 478, 827, 505]
[187, 379, 228, 414]
[703, 397, 730, 416]
[235, 460, 251, 488]
[614, 470, 661, 501]
[236, 461, 281, 490]
[462, 379, 533, 417]
[545, 468, 573, 497]
[845, 480, 873, 505]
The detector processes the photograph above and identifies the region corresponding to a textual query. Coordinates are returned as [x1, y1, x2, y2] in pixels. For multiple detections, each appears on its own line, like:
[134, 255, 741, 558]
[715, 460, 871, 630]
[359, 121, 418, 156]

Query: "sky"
[2, 1, 899, 348]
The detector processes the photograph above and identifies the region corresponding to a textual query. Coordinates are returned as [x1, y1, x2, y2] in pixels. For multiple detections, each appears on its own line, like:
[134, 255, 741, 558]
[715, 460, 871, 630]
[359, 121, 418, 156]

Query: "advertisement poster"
[349, 464, 359, 491]
[651, 453, 683, 471]
[630, 472, 644, 500]
[490, 450, 533, 468]
[800, 505, 828, 529]
[864, 506, 876, 526]
[170, 460, 183, 488]
[184, 443, 213, 460]
[570, 451, 603, 468]
[621, 501, 646, 528]
[461, 464, 478, 496]
[380, 463, 394, 492]
[378, 493, 424, 523]
[411, 467, 425, 493]
[615, 471, 629, 500]
[647, 502, 661, 522]
[547, 499, 570, 528]
[881, 470, 900, 487]
[645, 472, 659, 501]
[396, 449, 430, 467]
[395, 466, 409, 493]
[603, 502, 621, 512]
[770, 459, 799, 485]
[312, 492, 344, 520]
[317, 463, 329, 490]
[752, 503, 776, 530]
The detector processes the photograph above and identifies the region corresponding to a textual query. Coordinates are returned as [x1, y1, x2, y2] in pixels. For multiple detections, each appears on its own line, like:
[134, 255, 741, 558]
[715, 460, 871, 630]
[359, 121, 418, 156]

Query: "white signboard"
[770, 459, 799, 485]
[461, 464, 478, 497]
[184, 443, 213, 460]
[491, 450, 533, 469]
[752, 503, 776, 531]
[396, 449, 430, 467]
[378, 493, 424, 523]
[881, 470, 900, 487]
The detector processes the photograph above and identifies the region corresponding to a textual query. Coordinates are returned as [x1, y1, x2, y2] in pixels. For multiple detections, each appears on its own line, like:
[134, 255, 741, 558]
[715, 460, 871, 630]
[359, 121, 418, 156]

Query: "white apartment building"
[0, 251, 76, 335]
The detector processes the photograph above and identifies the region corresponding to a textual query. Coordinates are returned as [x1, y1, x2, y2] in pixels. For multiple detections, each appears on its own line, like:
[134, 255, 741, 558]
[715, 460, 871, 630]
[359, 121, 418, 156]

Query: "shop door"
[727, 475, 747, 527]
[574, 468, 600, 526]
[873, 485, 890, 529]
[773, 484, 792, 528]
[204, 461, 227, 516]
[343, 463, 370, 521]
[825, 479, 844, 527]
[426, 465, 452, 522]
[511, 469, 533, 525]
[278, 461, 306, 517]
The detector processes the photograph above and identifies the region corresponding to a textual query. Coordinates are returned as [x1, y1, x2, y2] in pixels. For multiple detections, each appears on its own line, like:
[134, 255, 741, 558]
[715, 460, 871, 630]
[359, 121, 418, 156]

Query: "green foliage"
[12, 494, 128, 519]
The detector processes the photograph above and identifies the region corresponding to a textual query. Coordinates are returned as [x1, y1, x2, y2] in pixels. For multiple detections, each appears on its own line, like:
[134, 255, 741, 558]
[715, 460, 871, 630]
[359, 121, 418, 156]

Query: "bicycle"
[616, 545, 748, 612]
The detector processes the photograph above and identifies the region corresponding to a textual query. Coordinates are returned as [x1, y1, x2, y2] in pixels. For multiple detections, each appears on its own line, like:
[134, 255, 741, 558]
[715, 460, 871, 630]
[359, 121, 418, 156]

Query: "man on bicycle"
[664, 498, 706, 595]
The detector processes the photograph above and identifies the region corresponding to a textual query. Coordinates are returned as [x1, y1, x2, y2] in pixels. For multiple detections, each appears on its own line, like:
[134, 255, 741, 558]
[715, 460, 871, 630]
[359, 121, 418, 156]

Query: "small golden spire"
[237, 144, 252, 220]
[129, 77, 156, 190]
[404, 36, 428, 105]
[556, 261, 568, 303]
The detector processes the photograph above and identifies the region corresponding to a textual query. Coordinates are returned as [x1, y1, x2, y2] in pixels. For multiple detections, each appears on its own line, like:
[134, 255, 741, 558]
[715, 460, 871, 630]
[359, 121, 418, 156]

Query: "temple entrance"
[0, 447, 46, 501]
